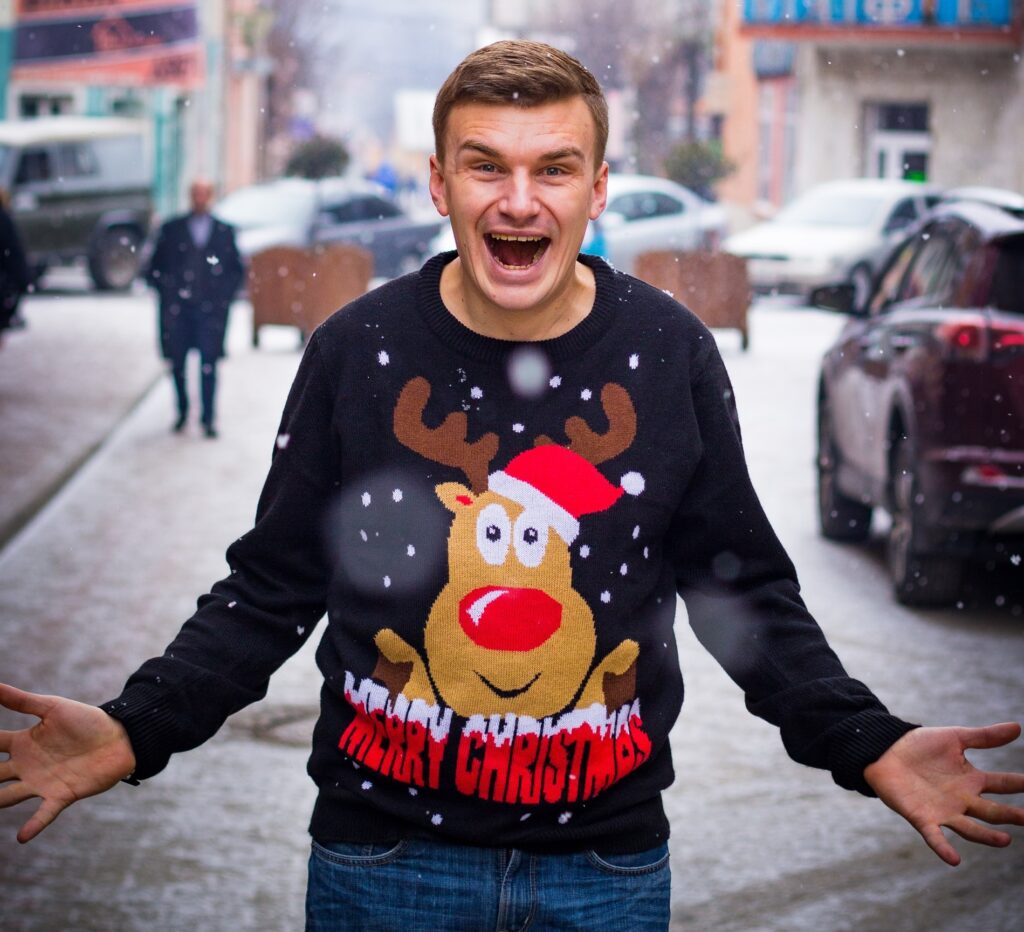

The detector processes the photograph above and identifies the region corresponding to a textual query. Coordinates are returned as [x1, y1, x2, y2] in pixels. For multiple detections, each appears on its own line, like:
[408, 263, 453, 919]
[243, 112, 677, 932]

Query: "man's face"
[190, 181, 214, 214]
[429, 98, 608, 317]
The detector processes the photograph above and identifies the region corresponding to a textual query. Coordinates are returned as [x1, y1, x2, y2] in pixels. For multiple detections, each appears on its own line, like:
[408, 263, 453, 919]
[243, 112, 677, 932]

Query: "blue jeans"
[306, 836, 671, 931]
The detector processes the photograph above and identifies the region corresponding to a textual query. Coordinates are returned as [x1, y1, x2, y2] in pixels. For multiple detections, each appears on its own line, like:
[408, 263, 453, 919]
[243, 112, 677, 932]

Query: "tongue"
[490, 237, 542, 268]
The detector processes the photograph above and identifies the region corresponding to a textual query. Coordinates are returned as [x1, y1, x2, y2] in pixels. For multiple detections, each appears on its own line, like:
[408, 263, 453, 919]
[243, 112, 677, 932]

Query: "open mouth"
[485, 233, 550, 270]
[476, 670, 542, 699]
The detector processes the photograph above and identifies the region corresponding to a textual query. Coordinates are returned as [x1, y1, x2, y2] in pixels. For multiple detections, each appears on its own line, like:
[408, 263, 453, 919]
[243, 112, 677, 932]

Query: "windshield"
[214, 183, 315, 230]
[774, 190, 890, 228]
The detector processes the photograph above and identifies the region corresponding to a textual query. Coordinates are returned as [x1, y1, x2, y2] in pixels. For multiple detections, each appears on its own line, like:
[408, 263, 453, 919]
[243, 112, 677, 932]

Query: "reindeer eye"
[513, 512, 549, 568]
[477, 503, 511, 565]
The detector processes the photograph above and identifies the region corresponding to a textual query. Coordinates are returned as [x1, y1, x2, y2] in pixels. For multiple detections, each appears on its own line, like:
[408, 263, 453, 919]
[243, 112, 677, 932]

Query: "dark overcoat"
[0, 204, 32, 332]
[145, 214, 244, 360]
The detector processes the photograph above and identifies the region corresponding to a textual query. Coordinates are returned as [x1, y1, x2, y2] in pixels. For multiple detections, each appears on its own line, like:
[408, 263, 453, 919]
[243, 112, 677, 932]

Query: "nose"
[498, 170, 539, 222]
[459, 586, 561, 651]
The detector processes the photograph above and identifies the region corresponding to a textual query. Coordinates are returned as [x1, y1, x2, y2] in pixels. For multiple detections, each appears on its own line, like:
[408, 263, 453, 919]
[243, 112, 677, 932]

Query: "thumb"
[959, 722, 1022, 751]
[0, 683, 53, 719]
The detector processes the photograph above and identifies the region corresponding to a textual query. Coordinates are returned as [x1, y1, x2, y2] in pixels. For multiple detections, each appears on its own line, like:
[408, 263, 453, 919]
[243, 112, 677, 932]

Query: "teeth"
[490, 233, 544, 242]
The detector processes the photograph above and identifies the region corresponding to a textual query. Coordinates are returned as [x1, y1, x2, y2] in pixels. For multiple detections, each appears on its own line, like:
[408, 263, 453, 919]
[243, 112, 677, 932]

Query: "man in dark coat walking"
[145, 179, 244, 437]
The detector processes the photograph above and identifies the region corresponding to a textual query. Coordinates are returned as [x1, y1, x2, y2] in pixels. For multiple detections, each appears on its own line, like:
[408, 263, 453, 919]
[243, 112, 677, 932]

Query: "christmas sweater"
[103, 252, 916, 854]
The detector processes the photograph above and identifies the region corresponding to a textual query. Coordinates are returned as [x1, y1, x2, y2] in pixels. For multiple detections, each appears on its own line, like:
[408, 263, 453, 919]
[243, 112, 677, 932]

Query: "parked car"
[726, 178, 939, 305]
[0, 117, 154, 290]
[213, 177, 444, 279]
[428, 172, 728, 274]
[813, 196, 1024, 606]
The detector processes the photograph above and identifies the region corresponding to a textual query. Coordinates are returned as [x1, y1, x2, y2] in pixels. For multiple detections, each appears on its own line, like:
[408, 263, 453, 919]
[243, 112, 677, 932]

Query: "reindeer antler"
[394, 377, 500, 494]
[536, 383, 636, 465]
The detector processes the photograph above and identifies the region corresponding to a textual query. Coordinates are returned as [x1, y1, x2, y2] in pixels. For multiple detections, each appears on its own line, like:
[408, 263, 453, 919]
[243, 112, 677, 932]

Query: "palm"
[865, 723, 1024, 866]
[0, 684, 135, 843]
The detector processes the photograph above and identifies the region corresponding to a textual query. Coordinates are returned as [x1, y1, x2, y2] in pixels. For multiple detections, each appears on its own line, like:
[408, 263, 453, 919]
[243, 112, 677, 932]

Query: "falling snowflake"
[520, 813, 531, 821]
[549, 375, 562, 388]
[383, 576, 392, 588]
[470, 386, 484, 399]
[580, 388, 593, 400]
[393, 488, 404, 503]
[600, 591, 611, 603]
[620, 563, 628, 576]
[1011, 554, 1021, 566]
[361, 781, 373, 790]
[408, 787, 418, 796]
[629, 354, 639, 369]
[431, 813, 444, 825]
[579, 544, 591, 558]
[228, 601, 237, 608]
[297, 626, 305, 636]
[378, 350, 390, 366]
[558, 811, 573, 824]
[206, 255, 220, 266]
[632, 525, 640, 539]
[407, 544, 416, 557]
[513, 423, 525, 433]
[276, 433, 290, 449]
[361, 492, 372, 507]
[643, 547, 650, 559]
[360, 529, 368, 542]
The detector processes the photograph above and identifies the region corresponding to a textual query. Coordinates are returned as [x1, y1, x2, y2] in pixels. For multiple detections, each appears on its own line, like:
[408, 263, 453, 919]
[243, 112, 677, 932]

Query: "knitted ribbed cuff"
[826, 711, 920, 796]
[100, 684, 182, 782]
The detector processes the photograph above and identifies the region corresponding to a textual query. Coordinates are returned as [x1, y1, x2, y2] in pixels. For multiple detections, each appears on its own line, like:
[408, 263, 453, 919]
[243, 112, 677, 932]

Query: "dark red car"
[814, 197, 1024, 606]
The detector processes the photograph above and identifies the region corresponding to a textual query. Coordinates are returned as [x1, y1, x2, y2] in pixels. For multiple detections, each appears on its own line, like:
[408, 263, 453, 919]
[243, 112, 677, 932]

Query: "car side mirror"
[810, 283, 860, 315]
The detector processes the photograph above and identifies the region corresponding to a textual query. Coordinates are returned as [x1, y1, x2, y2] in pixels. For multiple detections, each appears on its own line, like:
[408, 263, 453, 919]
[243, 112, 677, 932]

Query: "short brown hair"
[433, 40, 609, 166]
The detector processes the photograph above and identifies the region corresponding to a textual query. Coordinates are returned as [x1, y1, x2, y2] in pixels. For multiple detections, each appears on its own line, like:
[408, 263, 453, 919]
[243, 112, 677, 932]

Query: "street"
[0, 280, 1021, 932]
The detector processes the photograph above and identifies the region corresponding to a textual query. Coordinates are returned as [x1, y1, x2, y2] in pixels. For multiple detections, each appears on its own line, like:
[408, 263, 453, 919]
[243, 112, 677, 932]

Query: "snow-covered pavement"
[0, 292, 1020, 931]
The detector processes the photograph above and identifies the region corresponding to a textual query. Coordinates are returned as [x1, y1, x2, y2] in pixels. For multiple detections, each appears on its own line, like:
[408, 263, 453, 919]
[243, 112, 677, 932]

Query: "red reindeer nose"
[458, 586, 562, 651]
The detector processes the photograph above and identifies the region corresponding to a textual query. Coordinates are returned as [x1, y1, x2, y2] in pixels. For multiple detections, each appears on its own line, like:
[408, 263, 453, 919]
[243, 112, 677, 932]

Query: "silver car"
[725, 178, 939, 305]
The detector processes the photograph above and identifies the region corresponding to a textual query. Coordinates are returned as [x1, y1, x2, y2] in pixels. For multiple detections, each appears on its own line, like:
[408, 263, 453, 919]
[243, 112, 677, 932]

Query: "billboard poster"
[12, 0, 203, 88]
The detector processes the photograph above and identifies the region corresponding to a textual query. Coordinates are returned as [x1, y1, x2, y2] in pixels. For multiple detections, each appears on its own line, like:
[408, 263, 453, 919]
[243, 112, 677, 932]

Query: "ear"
[589, 161, 609, 221]
[436, 481, 474, 512]
[428, 154, 450, 218]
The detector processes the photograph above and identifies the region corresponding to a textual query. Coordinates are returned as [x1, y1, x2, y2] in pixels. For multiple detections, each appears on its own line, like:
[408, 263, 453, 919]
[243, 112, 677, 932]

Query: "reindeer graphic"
[371, 376, 642, 721]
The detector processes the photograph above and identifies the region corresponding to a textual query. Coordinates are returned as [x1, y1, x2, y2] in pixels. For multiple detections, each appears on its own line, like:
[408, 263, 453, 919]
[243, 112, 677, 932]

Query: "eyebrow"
[457, 141, 587, 164]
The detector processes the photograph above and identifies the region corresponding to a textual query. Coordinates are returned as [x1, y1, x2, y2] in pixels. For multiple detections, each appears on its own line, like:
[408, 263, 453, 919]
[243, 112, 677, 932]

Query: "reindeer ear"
[436, 482, 474, 512]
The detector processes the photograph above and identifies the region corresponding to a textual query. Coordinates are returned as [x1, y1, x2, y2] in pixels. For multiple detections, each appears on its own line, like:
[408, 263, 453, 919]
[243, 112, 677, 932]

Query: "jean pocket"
[585, 843, 670, 876]
[310, 838, 408, 868]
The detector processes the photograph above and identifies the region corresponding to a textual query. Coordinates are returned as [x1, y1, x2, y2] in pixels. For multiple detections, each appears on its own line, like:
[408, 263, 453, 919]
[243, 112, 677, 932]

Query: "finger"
[17, 797, 69, 845]
[959, 722, 1022, 750]
[0, 761, 16, 782]
[947, 815, 1012, 849]
[982, 771, 1024, 796]
[919, 823, 961, 867]
[0, 683, 52, 719]
[966, 798, 1024, 827]
[0, 729, 15, 753]
[0, 781, 35, 810]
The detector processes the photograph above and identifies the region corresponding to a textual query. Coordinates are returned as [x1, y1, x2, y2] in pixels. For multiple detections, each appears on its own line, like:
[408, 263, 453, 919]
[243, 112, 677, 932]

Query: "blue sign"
[743, 0, 1012, 26]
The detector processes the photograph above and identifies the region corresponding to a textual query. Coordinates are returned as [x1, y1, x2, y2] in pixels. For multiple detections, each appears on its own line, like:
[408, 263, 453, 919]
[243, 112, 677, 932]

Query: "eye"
[477, 162, 498, 174]
[476, 503, 511, 565]
[513, 512, 549, 568]
[543, 166, 565, 177]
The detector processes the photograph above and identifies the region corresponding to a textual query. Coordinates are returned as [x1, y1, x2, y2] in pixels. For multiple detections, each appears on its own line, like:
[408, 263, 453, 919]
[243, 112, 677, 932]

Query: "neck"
[439, 258, 596, 342]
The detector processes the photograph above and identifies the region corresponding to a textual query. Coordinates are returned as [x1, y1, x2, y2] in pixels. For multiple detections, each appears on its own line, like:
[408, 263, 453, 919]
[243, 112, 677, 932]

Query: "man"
[145, 179, 244, 438]
[1, 42, 1022, 931]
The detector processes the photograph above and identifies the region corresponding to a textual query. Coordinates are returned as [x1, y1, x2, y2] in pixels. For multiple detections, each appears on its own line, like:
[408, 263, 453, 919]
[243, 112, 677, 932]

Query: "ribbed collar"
[416, 251, 618, 364]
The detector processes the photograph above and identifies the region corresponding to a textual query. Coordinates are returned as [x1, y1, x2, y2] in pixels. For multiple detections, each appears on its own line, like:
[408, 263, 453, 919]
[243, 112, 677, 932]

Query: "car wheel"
[817, 396, 872, 541]
[88, 226, 143, 291]
[887, 437, 962, 606]
[849, 264, 873, 310]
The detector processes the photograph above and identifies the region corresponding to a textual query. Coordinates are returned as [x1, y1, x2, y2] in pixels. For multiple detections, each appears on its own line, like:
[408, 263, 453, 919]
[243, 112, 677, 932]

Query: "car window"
[363, 196, 400, 220]
[898, 232, 957, 304]
[57, 143, 99, 179]
[883, 198, 917, 234]
[988, 236, 1024, 314]
[606, 191, 683, 222]
[15, 148, 52, 184]
[868, 238, 918, 315]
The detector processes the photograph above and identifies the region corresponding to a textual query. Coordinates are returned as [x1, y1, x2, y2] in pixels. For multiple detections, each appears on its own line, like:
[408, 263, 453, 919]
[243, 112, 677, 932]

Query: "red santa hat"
[488, 445, 637, 544]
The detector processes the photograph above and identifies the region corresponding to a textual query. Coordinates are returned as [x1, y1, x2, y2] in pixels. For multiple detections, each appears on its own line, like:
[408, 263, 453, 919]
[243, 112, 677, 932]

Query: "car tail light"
[961, 463, 1024, 490]
[936, 316, 1024, 360]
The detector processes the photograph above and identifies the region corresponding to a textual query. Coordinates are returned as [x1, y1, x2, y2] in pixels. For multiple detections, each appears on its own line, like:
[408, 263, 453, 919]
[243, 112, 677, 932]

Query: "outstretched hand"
[864, 722, 1024, 866]
[0, 682, 136, 843]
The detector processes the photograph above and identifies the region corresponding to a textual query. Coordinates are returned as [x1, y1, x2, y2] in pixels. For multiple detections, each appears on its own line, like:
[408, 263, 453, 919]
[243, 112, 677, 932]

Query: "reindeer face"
[423, 483, 596, 718]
